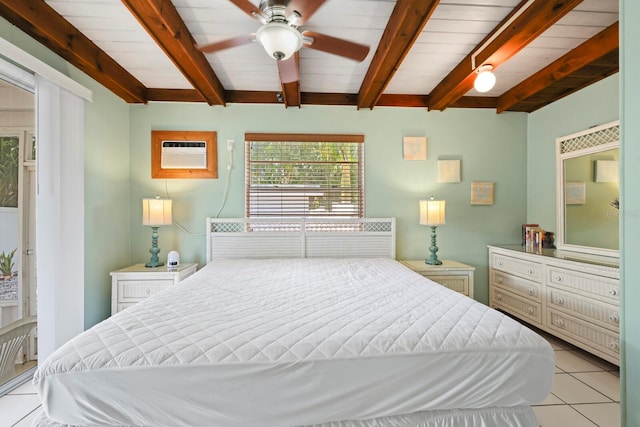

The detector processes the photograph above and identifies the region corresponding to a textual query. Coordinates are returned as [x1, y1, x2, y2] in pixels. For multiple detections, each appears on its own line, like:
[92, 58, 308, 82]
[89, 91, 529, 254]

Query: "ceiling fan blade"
[229, 0, 263, 21]
[197, 35, 254, 53]
[286, 0, 327, 25]
[302, 31, 369, 62]
[277, 55, 300, 84]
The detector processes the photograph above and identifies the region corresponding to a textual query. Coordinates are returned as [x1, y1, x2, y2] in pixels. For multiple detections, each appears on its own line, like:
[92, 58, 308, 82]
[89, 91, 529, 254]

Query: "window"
[245, 133, 364, 218]
[0, 135, 19, 207]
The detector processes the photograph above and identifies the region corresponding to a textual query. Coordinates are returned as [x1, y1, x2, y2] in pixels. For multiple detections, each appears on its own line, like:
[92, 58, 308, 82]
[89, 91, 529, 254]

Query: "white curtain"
[36, 76, 85, 361]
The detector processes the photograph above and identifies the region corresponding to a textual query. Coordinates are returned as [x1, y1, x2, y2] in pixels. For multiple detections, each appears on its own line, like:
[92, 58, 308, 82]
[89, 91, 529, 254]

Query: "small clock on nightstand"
[400, 260, 475, 298]
[110, 263, 197, 314]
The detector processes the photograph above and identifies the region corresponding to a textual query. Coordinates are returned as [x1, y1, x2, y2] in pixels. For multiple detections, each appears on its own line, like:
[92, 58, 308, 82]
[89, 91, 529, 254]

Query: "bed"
[32, 217, 554, 427]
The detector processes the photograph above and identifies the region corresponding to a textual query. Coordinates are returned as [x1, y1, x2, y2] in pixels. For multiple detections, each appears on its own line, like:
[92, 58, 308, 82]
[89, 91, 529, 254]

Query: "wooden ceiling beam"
[120, 0, 226, 106]
[497, 22, 618, 113]
[146, 88, 206, 103]
[280, 81, 301, 108]
[357, 0, 440, 110]
[428, 0, 584, 111]
[0, 0, 147, 103]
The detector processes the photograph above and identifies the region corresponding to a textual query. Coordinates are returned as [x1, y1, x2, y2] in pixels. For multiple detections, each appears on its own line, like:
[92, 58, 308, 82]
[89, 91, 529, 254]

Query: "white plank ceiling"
[42, 0, 618, 98]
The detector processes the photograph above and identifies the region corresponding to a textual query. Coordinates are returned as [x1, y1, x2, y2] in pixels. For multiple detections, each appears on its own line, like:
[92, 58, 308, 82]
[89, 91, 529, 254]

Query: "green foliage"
[0, 248, 16, 276]
[0, 136, 19, 208]
[249, 141, 361, 207]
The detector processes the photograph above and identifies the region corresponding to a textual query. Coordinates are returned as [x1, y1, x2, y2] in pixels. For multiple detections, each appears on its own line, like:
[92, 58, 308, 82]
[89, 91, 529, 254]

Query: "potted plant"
[0, 248, 16, 280]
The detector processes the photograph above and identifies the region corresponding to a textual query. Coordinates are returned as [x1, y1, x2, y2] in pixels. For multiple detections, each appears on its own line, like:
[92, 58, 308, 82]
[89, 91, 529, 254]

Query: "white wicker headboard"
[206, 217, 396, 263]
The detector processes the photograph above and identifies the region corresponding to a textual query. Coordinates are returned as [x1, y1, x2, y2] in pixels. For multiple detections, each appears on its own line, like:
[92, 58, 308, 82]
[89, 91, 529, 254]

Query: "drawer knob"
[609, 342, 619, 351]
[528, 269, 534, 274]
[527, 288, 534, 295]
[527, 307, 535, 314]
[496, 294, 503, 301]
[554, 297, 565, 305]
[555, 319, 565, 327]
[144, 287, 151, 296]
[497, 261, 503, 267]
[608, 314, 619, 324]
[608, 289, 619, 297]
[555, 276, 563, 282]
[497, 278, 503, 284]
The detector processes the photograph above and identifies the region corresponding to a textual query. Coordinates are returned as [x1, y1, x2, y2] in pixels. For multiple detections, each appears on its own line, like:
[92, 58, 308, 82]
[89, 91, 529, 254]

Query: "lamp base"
[145, 260, 164, 268]
[145, 225, 164, 268]
[424, 225, 442, 265]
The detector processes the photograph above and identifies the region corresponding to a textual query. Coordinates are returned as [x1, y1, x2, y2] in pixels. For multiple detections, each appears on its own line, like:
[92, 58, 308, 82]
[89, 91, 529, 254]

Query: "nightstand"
[110, 263, 197, 314]
[400, 260, 475, 298]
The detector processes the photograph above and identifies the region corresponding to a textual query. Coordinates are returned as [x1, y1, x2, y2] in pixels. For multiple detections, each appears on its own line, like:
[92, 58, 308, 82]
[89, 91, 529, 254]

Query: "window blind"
[245, 133, 364, 218]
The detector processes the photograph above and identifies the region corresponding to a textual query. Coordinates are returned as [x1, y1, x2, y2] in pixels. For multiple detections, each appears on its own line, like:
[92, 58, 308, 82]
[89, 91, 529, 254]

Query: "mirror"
[557, 121, 619, 257]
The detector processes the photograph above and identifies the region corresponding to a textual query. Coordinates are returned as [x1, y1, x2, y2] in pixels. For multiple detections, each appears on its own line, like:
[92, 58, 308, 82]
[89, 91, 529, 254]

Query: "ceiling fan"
[197, 0, 370, 84]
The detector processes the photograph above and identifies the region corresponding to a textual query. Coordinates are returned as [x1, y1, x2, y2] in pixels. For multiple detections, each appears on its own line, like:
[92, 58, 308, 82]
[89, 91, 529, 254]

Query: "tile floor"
[0, 333, 621, 427]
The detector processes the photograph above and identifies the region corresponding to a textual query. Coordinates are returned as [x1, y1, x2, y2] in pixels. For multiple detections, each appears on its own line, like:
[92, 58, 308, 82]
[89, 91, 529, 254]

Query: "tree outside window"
[0, 136, 19, 208]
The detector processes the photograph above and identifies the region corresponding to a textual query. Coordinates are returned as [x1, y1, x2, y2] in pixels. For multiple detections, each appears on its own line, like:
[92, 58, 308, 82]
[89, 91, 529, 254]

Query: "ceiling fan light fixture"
[474, 65, 496, 93]
[256, 22, 302, 61]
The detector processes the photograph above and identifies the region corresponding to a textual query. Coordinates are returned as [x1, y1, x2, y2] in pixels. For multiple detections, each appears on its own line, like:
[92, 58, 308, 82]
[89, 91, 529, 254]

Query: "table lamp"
[419, 197, 446, 265]
[142, 196, 172, 267]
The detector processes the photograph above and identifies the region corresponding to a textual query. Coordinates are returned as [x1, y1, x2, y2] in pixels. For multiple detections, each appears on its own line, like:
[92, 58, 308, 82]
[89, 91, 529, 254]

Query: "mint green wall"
[129, 104, 527, 303]
[621, 0, 640, 424]
[0, 20, 132, 328]
[526, 75, 619, 232]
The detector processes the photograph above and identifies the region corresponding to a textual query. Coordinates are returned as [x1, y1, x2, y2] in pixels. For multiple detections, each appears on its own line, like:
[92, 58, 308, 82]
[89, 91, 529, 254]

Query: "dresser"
[110, 263, 197, 314]
[400, 260, 475, 298]
[488, 245, 619, 365]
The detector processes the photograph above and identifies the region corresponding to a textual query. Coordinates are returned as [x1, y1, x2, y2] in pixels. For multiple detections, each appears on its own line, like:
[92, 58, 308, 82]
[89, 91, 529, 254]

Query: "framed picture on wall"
[565, 181, 586, 204]
[402, 136, 427, 160]
[470, 181, 494, 205]
[437, 159, 461, 183]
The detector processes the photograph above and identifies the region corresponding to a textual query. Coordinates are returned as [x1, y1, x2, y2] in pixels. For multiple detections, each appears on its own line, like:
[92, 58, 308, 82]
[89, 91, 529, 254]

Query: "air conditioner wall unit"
[161, 140, 207, 169]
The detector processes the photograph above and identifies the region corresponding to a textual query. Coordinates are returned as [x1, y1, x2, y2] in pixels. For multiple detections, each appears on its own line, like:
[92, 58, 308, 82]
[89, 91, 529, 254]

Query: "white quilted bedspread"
[33, 258, 554, 427]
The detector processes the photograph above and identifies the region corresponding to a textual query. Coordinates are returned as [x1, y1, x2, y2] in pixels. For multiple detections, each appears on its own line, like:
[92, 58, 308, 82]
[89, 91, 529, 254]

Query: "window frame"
[244, 133, 365, 219]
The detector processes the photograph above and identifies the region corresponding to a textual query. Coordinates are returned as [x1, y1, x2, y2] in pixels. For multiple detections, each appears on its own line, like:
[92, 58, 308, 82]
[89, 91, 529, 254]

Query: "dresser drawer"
[547, 288, 619, 332]
[491, 253, 542, 282]
[425, 275, 469, 295]
[491, 270, 541, 303]
[118, 280, 174, 301]
[547, 309, 619, 362]
[547, 266, 619, 303]
[491, 288, 542, 326]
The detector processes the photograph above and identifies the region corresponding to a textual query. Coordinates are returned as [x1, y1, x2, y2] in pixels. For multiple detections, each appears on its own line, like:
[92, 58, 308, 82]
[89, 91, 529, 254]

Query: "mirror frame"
[556, 120, 620, 258]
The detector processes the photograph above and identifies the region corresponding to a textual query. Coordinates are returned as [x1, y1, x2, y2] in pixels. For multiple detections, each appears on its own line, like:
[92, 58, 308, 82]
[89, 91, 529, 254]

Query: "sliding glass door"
[0, 78, 37, 390]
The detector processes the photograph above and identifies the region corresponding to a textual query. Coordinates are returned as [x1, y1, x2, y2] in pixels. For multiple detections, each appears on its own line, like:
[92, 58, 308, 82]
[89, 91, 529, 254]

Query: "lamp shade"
[142, 198, 172, 226]
[256, 22, 303, 61]
[419, 198, 446, 226]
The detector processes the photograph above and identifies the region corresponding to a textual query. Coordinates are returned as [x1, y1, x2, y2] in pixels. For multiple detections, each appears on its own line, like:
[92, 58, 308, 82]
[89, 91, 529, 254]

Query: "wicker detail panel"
[547, 309, 619, 360]
[492, 253, 542, 282]
[210, 221, 245, 233]
[211, 235, 303, 259]
[547, 267, 619, 303]
[492, 271, 541, 302]
[428, 275, 468, 295]
[306, 235, 392, 258]
[210, 219, 394, 233]
[560, 124, 619, 154]
[491, 288, 542, 325]
[547, 288, 619, 333]
[118, 281, 173, 300]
